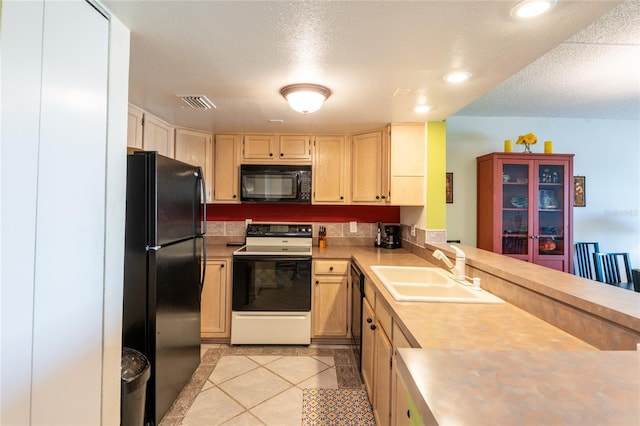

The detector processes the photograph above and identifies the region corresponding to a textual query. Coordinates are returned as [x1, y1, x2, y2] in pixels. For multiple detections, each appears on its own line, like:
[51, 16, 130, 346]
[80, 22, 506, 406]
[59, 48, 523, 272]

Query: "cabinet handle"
[366, 318, 373, 323]
[340, 196, 344, 200]
[269, 152, 274, 157]
[315, 280, 320, 285]
[407, 410, 411, 418]
[280, 153, 284, 157]
[220, 264, 225, 268]
[381, 195, 386, 199]
[376, 195, 380, 200]
[329, 266, 334, 271]
[370, 324, 377, 330]
[233, 194, 237, 198]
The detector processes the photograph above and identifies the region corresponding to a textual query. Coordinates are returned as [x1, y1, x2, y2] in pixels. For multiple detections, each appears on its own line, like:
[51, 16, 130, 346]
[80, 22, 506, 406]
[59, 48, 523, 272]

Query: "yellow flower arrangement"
[516, 132, 537, 153]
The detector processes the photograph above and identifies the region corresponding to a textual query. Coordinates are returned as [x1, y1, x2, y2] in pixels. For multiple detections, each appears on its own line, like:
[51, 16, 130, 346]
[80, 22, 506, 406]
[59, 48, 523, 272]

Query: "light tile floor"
[159, 344, 363, 426]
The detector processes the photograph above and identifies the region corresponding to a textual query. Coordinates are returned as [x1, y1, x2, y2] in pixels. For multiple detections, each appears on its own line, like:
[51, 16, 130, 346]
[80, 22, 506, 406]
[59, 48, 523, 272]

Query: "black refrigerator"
[122, 151, 206, 426]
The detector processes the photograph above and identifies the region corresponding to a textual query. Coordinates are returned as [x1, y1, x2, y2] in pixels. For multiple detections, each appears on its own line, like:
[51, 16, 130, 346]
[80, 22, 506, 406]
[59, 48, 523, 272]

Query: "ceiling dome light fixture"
[280, 83, 331, 114]
[510, 0, 557, 19]
[443, 71, 472, 84]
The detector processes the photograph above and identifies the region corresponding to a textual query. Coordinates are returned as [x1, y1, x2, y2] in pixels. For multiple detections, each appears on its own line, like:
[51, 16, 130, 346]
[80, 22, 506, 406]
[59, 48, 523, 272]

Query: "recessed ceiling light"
[443, 71, 472, 84]
[510, 0, 557, 19]
[414, 105, 433, 113]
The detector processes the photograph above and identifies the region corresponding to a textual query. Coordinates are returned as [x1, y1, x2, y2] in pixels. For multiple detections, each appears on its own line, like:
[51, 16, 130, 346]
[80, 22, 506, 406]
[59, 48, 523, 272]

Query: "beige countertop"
[396, 348, 640, 426]
[345, 247, 595, 350]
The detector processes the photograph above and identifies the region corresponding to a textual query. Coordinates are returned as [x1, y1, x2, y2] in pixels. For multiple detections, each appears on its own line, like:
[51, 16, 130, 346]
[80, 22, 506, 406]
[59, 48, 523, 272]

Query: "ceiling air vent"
[178, 95, 216, 109]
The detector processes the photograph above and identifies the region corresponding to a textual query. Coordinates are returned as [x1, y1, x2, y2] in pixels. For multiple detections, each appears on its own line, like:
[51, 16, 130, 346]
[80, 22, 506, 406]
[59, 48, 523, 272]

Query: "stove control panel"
[246, 223, 312, 238]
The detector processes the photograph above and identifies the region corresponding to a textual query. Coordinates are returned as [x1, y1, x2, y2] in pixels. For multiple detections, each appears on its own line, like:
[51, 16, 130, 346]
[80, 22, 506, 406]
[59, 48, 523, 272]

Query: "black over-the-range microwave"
[240, 164, 312, 203]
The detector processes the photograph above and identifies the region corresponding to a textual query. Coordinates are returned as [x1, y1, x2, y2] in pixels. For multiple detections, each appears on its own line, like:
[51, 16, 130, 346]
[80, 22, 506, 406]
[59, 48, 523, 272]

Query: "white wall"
[0, 1, 129, 424]
[445, 116, 640, 267]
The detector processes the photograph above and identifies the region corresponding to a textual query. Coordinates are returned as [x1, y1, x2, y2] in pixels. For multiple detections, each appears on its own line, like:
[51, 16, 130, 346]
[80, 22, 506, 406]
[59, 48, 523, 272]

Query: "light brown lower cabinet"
[201, 259, 230, 339]
[312, 259, 350, 338]
[373, 321, 392, 426]
[361, 296, 376, 396]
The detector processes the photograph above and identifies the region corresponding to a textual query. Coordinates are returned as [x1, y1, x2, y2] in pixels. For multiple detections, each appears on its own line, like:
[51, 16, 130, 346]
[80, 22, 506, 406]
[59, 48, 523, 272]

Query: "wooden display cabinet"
[477, 152, 574, 272]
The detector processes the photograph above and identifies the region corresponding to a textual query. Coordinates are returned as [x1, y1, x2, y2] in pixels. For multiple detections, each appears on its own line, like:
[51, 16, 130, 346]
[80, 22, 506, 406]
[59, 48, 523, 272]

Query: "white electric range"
[231, 223, 313, 345]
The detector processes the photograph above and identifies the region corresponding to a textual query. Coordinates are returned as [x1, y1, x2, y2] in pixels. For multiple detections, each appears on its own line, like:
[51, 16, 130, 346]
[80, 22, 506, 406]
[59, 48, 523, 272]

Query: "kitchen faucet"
[432, 245, 467, 281]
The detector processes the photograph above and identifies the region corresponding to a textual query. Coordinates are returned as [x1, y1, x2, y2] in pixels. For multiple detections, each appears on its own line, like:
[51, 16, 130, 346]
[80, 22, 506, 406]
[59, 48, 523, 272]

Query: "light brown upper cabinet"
[174, 128, 213, 202]
[351, 130, 388, 204]
[213, 134, 241, 203]
[242, 134, 311, 163]
[312, 136, 348, 204]
[387, 123, 425, 206]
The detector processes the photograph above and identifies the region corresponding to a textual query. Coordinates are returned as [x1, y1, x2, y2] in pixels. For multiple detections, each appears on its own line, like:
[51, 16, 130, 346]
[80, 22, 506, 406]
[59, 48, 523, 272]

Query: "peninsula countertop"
[315, 244, 640, 425]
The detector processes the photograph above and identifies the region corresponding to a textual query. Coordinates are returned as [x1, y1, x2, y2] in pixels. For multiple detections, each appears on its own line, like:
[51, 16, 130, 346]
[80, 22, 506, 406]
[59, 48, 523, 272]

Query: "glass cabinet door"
[536, 163, 565, 257]
[501, 163, 530, 256]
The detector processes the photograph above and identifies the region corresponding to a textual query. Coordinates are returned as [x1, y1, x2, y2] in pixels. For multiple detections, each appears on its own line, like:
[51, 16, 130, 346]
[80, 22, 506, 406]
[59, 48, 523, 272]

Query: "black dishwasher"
[350, 262, 365, 371]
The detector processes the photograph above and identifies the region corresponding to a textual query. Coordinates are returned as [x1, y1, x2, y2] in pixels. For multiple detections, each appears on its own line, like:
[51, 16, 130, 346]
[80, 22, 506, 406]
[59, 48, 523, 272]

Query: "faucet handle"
[450, 245, 466, 259]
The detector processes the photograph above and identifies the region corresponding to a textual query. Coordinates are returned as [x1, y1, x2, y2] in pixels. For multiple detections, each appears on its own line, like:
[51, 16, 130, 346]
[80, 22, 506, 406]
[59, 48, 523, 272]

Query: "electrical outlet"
[410, 225, 416, 236]
[349, 221, 357, 233]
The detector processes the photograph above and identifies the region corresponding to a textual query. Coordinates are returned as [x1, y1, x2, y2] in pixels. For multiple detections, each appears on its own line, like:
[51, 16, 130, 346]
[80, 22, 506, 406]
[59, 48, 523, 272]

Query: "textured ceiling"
[102, 0, 636, 134]
[456, 0, 640, 120]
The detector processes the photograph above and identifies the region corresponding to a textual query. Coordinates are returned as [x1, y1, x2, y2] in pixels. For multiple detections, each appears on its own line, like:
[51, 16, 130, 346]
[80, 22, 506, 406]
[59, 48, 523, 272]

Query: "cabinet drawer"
[314, 259, 349, 275]
[375, 298, 393, 336]
[364, 277, 376, 305]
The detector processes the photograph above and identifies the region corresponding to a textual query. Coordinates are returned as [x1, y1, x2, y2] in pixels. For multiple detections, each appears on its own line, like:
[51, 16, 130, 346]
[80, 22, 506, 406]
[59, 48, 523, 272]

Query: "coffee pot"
[375, 223, 401, 249]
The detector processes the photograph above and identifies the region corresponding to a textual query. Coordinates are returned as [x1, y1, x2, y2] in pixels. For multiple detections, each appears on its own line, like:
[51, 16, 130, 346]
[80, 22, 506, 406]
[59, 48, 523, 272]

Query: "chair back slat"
[573, 242, 600, 279]
[593, 252, 634, 290]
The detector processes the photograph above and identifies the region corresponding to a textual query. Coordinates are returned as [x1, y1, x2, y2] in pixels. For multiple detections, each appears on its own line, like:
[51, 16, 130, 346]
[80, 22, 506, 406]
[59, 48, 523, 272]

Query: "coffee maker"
[375, 223, 402, 249]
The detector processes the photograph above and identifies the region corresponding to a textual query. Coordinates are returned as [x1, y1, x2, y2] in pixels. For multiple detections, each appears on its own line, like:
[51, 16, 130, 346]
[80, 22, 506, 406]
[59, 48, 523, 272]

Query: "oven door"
[232, 255, 312, 311]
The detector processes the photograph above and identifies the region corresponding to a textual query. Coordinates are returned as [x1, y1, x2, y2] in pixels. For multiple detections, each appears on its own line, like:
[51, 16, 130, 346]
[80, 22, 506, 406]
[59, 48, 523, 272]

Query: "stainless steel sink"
[370, 265, 504, 304]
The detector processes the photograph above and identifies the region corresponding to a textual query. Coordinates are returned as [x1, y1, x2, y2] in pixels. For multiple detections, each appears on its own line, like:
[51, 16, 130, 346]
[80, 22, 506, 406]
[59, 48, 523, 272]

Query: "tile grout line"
[159, 346, 363, 426]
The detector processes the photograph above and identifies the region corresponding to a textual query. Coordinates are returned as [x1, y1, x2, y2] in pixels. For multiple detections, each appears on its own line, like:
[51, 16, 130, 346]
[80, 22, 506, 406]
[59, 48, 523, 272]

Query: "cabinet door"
[127, 104, 143, 149]
[175, 128, 212, 202]
[143, 113, 175, 158]
[313, 136, 347, 204]
[312, 275, 348, 337]
[201, 260, 230, 338]
[534, 159, 571, 271]
[388, 123, 424, 206]
[279, 135, 311, 160]
[352, 131, 385, 203]
[374, 323, 392, 426]
[361, 297, 376, 397]
[213, 135, 241, 203]
[500, 159, 532, 261]
[242, 134, 277, 160]
[392, 323, 412, 426]
[392, 367, 410, 426]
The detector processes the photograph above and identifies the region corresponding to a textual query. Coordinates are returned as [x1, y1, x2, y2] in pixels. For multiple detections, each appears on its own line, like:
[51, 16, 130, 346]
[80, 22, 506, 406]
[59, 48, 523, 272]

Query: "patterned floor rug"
[302, 388, 376, 426]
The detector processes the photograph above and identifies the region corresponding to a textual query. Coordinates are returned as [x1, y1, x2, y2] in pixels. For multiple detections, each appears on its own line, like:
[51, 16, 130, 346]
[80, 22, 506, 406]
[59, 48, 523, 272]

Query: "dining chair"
[593, 252, 635, 291]
[573, 242, 600, 280]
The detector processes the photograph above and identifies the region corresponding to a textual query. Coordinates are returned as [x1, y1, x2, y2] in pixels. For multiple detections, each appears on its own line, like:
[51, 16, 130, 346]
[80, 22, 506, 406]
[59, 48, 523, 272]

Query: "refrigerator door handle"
[199, 235, 207, 296]
[196, 167, 207, 236]
[146, 245, 161, 251]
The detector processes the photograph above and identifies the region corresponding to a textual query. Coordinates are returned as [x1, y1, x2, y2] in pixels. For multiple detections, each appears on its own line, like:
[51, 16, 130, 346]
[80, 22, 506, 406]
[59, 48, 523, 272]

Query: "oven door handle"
[233, 255, 311, 262]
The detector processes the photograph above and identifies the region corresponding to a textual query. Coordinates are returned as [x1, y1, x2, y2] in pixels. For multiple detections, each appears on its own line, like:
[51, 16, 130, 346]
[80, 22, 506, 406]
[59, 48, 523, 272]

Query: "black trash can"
[121, 347, 151, 426]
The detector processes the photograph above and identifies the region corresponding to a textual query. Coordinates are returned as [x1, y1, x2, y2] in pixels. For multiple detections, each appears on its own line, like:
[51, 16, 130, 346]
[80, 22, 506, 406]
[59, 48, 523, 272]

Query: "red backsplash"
[206, 204, 400, 223]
